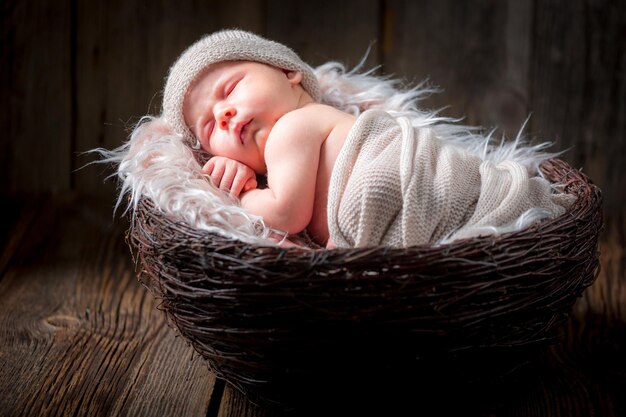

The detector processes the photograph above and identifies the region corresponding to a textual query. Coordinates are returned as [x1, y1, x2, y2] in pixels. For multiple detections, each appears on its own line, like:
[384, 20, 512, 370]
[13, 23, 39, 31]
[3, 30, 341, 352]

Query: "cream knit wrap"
[328, 110, 575, 247]
[162, 29, 321, 146]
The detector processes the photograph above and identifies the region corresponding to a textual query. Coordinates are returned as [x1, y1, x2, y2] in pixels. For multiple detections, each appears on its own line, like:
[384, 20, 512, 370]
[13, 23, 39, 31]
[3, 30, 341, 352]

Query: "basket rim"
[131, 158, 603, 255]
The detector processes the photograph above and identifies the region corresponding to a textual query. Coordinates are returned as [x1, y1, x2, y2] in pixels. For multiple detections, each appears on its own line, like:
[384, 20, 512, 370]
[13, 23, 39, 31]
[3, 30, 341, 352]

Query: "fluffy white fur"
[93, 59, 566, 248]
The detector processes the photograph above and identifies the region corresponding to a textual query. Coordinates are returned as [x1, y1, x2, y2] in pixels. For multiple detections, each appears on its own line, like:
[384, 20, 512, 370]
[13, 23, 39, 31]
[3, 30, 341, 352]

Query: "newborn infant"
[161, 29, 573, 249]
[182, 61, 355, 248]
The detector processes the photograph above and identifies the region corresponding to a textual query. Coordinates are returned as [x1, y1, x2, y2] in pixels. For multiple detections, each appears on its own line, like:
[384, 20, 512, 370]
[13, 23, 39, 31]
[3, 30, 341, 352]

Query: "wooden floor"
[1, 192, 625, 417]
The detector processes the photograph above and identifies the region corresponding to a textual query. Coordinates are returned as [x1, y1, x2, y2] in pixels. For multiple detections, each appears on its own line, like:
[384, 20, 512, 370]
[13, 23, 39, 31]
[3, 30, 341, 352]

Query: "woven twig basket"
[129, 158, 602, 407]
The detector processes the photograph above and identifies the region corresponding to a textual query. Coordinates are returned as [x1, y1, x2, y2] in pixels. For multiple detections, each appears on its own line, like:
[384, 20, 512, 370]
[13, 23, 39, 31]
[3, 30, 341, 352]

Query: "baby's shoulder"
[270, 105, 324, 137]
[266, 105, 329, 152]
[276, 104, 353, 133]
[290, 102, 351, 120]
[265, 104, 355, 163]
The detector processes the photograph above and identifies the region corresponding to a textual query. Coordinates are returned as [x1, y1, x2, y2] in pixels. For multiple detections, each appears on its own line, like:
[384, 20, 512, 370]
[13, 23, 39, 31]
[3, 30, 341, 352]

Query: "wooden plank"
[75, 0, 265, 200]
[0, 194, 216, 416]
[0, 1, 72, 193]
[218, 385, 277, 417]
[529, 0, 626, 215]
[265, 0, 381, 69]
[384, 0, 532, 137]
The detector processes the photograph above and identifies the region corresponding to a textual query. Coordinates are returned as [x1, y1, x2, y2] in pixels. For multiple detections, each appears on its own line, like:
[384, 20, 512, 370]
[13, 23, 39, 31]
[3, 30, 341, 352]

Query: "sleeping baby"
[179, 60, 354, 248]
[158, 29, 573, 249]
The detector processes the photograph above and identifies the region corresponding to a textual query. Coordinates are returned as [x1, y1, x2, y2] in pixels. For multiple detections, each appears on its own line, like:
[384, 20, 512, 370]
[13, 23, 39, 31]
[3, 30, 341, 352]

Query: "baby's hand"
[202, 156, 257, 197]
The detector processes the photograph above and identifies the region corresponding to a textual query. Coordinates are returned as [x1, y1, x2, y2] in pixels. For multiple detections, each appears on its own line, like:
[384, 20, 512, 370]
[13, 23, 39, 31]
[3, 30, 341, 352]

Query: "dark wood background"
[1, 1, 625, 416]
[1, 0, 624, 213]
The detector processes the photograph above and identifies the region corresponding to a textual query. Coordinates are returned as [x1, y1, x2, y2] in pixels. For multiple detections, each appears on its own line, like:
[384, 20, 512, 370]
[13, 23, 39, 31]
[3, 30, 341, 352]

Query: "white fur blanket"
[327, 110, 575, 248]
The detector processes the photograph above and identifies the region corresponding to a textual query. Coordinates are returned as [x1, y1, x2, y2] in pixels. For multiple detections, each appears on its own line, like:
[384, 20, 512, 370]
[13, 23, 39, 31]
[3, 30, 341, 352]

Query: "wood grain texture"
[265, 0, 381, 68]
[0, 1, 72, 193]
[384, 0, 532, 136]
[74, 0, 265, 199]
[529, 0, 626, 215]
[218, 386, 276, 417]
[0, 194, 216, 417]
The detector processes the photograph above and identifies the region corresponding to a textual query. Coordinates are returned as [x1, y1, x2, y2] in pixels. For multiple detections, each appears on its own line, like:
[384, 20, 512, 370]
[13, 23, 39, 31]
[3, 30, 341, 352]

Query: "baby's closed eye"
[225, 77, 241, 96]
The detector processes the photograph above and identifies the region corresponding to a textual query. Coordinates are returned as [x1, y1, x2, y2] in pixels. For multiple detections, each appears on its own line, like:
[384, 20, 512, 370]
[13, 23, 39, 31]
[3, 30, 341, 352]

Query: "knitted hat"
[162, 29, 322, 145]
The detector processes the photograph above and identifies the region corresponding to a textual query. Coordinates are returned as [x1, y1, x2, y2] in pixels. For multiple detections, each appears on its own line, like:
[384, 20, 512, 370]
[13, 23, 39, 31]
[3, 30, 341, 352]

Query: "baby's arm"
[203, 156, 257, 197]
[240, 110, 324, 234]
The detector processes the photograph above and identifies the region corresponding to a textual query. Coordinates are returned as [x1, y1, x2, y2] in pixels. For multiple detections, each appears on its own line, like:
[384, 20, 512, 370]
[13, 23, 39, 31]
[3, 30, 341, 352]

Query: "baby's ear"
[284, 69, 303, 85]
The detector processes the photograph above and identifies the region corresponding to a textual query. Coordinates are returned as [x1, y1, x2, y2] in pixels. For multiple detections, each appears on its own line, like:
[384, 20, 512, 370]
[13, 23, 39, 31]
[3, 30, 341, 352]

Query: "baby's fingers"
[230, 170, 253, 197]
[218, 167, 236, 192]
[202, 159, 215, 174]
[207, 162, 225, 188]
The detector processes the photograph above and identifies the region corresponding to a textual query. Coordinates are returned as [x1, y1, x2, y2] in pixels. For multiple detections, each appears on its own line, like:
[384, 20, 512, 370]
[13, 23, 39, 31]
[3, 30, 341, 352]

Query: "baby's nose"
[217, 108, 236, 130]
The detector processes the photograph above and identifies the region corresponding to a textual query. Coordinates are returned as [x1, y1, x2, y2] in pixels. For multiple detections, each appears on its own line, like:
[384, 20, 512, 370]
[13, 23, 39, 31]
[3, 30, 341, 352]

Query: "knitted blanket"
[327, 110, 574, 248]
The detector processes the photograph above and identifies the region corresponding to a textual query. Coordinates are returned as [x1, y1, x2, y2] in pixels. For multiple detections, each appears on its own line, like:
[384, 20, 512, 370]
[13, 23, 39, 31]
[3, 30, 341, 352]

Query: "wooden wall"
[2, 0, 624, 214]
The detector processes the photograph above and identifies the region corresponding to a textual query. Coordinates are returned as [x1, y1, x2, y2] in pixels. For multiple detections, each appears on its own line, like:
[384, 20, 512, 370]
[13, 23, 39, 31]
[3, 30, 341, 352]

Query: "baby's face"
[184, 61, 305, 174]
